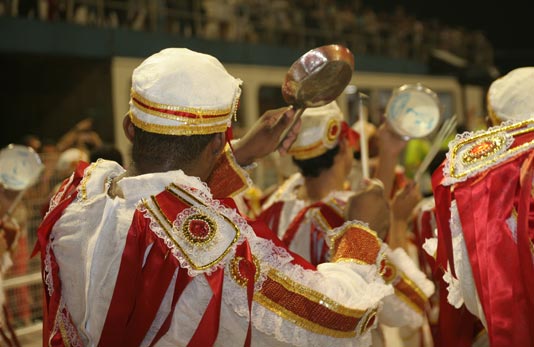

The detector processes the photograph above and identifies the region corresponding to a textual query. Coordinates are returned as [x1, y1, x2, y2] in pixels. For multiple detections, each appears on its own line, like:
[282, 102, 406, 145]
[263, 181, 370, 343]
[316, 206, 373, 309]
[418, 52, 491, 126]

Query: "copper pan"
[278, 44, 355, 146]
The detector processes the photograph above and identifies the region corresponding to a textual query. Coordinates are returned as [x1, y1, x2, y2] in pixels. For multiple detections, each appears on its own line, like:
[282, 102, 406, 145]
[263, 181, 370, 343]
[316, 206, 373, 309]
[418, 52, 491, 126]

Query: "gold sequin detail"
[181, 213, 217, 245]
[143, 190, 239, 271]
[393, 273, 428, 314]
[254, 269, 371, 338]
[461, 134, 506, 165]
[79, 161, 99, 201]
[330, 224, 381, 264]
[129, 111, 228, 135]
[131, 89, 233, 116]
[449, 119, 534, 179]
[229, 255, 260, 287]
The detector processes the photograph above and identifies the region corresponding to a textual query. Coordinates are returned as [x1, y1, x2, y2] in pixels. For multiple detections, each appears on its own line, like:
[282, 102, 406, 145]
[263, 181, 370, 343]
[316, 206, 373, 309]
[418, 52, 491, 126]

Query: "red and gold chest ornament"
[444, 120, 534, 185]
[140, 184, 241, 273]
[181, 213, 217, 244]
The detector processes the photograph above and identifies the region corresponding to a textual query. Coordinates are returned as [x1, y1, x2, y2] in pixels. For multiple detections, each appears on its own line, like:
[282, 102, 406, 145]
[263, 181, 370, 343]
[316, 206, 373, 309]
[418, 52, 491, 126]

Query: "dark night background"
[370, 0, 533, 74]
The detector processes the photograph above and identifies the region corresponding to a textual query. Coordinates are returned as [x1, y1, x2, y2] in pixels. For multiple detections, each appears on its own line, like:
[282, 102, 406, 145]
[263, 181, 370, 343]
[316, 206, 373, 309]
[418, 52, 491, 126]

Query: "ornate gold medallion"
[461, 134, 506, 165]
[182, 213, 217, 244]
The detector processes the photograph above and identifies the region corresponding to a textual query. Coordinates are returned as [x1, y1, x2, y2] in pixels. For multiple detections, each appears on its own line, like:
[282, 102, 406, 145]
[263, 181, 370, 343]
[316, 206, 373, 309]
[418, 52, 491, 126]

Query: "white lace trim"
[222, 237, 299, 317]
[449, 200, 463, 238]
[421, 237, 437, 260]
[45, 173, 75, 219]
[442, 120, 534, 186]
[448, 201, 487, 324]
[44, 241, 54, 296]
[59, 300, 83, 347]
[49, 299, 83, 347]
[442, 268, 463, 308]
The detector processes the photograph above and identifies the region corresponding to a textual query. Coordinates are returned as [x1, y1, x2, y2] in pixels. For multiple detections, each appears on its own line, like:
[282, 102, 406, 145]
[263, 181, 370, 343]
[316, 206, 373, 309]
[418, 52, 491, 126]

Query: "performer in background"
[428, 67, 534, 347]
[258, 101, 434, 346]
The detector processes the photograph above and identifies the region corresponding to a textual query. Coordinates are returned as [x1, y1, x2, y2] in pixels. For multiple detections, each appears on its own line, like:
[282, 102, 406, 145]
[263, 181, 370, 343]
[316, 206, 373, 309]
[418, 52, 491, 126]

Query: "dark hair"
[90, 144, 124, 165]
[132, 126, 215, 170]
[292, 145, 340, 178]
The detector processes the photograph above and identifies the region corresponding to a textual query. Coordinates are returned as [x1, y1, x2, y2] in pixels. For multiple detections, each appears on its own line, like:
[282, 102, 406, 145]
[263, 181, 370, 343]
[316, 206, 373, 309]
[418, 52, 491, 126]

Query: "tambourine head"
[385, 84, 441, 139]
[0, 144, 44, 191]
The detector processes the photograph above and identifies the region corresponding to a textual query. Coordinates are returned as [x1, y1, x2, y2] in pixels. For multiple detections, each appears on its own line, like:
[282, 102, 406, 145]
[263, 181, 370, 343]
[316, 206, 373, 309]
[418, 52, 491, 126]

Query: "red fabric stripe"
[187, 269, 224, 347]
[133, 96, 227, 119]
[124, 236, 182, 347]
[149, 270, 193, 347]
[431, 162, 455, 277]
[281, 202, 324, 246]
[247, 215, 316, 270]
[256, 201, 284, 235]
[33, 161, 88, 347]
[98, 212, 148, 347]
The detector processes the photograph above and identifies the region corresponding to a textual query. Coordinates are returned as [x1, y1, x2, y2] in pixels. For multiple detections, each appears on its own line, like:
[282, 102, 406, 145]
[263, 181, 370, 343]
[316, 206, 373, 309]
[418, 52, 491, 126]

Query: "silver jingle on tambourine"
[385, 84, 441, 139]
[0, 144, 44, 191]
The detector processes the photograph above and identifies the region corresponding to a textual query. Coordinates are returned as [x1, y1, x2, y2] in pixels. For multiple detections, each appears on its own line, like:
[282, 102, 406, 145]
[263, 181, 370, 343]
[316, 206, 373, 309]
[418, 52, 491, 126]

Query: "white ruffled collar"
[80, 159, 212, 205]
[118, 169, 211, 204]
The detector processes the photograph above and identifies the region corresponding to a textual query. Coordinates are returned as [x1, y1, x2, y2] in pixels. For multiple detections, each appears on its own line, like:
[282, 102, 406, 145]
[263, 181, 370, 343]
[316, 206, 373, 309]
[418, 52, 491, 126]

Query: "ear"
[123, 114, 135, 143]
[209, 132, 226, 157]
[338, 137, 350, 153]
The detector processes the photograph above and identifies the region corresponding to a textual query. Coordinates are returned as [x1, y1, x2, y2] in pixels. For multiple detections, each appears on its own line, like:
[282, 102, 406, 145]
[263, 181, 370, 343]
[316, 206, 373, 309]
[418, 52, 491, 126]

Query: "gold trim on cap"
[131, 93, 235, 126]
[289, 140, 329, 160]
[131, 89, 233, 116]
[129, 111, 228, 135]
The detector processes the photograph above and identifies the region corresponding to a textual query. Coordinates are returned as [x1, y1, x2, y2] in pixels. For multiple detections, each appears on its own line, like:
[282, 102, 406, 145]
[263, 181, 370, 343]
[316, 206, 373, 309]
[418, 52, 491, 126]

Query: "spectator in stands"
[90, 143, 124, 166]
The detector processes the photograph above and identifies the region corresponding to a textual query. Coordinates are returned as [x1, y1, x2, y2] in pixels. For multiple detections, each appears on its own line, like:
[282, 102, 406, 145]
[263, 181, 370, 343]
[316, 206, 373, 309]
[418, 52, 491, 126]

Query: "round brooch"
[182, 213, 217, 244]
[230, 255, 260, 287]
[379, 258, 397, 284]
[461, 134, 507, 165]
[325, 119, 341, 144]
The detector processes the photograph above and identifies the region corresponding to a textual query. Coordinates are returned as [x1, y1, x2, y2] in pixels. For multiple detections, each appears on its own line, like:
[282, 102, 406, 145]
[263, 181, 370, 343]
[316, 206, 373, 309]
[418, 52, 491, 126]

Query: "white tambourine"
[385, 83, 441, 139]
[0, 144, 44, 191]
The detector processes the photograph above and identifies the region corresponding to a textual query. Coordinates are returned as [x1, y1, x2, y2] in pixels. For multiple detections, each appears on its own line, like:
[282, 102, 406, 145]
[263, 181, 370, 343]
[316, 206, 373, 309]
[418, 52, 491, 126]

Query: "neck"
[302, 165, 346, 202]
[126, 159, 209, 182]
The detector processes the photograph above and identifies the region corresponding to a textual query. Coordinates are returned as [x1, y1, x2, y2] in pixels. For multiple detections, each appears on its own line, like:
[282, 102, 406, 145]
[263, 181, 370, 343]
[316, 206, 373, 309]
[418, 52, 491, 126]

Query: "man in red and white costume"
[258, 101, 435, 346]
[428, 67, 534, 347]
[34, 48, 419, 347]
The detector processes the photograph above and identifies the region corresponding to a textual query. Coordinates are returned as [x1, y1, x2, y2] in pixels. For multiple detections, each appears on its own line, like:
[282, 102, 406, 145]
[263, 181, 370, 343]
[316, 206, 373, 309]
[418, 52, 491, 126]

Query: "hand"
[233, 106, 299, 166]
[377, 123, 408, 157]
[0, 218, 19, 251]
[75, 118, 94, 132]
[0, 231, 7, 257]
[347, 179, 390, 240]
[391, 181, 422, 222]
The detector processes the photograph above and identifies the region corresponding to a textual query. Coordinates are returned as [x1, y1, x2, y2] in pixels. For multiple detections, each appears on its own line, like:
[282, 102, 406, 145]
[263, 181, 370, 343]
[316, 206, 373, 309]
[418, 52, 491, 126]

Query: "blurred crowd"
[0, 118, 122, 336]
[0, 0, 495, 68]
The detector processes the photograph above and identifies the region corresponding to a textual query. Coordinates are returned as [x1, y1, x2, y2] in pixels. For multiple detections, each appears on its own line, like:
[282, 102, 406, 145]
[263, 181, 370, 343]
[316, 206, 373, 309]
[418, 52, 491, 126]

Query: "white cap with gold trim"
[288, 101, 348, 160]
[129, 48, 242, 136]
[487, 67, 534, 124]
